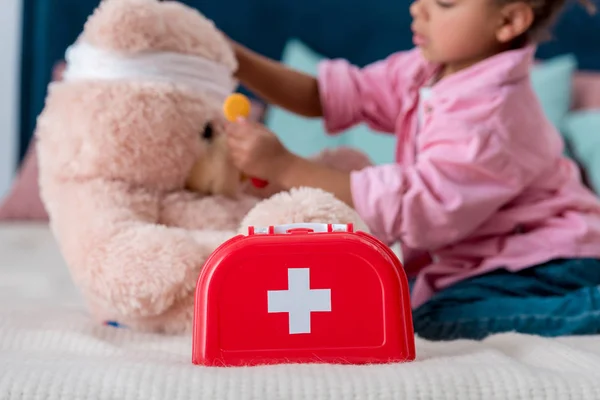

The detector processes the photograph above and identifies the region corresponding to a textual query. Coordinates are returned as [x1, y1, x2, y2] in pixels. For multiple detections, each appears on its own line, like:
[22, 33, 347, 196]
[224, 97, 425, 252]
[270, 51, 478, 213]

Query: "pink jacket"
[317, 45, 600, 308]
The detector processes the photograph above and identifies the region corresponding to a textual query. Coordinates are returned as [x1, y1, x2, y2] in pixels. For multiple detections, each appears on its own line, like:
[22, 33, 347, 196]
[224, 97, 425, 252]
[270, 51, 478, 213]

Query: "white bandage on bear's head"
[62, 40, 238, 102]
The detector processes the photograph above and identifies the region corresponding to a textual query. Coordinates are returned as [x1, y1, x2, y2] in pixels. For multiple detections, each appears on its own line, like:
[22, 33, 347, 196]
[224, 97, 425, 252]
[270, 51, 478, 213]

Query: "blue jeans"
[412, 258, 600, 340]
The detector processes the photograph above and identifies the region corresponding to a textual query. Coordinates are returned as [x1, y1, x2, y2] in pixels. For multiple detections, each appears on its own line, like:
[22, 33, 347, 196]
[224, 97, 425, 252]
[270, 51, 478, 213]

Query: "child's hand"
[226, 119, 354, 206]
[225, 120, 292, 182]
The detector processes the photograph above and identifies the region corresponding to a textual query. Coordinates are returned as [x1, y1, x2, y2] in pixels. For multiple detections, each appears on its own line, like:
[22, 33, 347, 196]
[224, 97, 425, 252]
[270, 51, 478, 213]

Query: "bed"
[2, 223, 600, 400]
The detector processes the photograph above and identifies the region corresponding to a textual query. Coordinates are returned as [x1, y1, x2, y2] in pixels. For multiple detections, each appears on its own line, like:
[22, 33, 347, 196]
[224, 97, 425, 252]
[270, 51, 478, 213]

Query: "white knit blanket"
[2, 223, 600, 400]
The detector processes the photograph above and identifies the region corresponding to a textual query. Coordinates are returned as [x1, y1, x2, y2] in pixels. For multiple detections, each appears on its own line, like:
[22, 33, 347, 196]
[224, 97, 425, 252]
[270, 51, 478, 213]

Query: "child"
[225, 0, 600, 340]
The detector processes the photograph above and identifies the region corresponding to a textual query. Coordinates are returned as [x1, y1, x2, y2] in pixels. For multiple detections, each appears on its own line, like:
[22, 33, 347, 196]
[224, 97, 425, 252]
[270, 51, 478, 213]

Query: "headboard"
[18, 0, 600, 163]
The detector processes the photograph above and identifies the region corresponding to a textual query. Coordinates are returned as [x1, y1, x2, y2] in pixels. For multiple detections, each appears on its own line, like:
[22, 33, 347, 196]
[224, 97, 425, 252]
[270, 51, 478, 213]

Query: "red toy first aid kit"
[192, 223, 415, 367]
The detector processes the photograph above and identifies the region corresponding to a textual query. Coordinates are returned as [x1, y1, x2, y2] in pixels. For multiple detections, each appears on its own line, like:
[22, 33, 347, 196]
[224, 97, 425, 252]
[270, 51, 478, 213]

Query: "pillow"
[562, 110, 600, 194]
[0, 62, 68, 222]
[0, 139, 48, 221]
[265, 40, 577, 165]
[530, 53, 577, 128]
[573, 72, 600, 110]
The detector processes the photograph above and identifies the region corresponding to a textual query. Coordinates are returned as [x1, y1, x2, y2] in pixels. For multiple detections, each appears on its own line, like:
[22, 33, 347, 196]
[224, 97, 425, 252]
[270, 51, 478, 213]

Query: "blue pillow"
[530, 54, 577, 128]
[562, 110, 600, 194]
[265, 40, 577, 165]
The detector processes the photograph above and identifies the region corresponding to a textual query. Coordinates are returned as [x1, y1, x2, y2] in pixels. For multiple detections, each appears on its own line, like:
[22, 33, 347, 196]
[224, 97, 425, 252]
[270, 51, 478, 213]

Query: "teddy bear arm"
[160, 191, 259, 231]
[85, 223, 240, 320]
[49, 183, 223, 320]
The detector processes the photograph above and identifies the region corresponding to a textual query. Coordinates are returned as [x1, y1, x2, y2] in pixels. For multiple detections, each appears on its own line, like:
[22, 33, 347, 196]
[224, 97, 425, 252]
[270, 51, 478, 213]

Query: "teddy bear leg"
[239, 187, 370, 234]
[239, 187, 407, 264]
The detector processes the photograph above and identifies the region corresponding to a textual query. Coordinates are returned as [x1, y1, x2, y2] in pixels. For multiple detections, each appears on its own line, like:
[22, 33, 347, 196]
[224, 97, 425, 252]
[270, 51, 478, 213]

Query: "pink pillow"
[0, 139, 48, 221]
[0, 62, 66, 222]
[573, 72, 600, 110]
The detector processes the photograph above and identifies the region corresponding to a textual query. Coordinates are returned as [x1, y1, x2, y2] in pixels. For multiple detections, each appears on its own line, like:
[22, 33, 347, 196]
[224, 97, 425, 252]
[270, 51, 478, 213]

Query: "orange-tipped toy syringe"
[223, 93, 269, 189]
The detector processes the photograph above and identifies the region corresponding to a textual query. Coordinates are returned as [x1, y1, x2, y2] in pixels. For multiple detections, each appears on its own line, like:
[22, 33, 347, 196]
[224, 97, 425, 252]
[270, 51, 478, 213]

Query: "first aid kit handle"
[273, 223, 350, 234]
[249, 223, 354, 235]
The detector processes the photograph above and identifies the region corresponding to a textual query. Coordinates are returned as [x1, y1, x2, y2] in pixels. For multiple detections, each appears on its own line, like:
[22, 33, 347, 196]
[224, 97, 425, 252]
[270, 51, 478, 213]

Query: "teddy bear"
[35, 0, 370, 334]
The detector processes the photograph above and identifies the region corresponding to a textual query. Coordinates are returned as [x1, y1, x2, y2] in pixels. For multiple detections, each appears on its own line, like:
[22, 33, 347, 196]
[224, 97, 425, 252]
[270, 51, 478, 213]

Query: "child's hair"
[504, 0, 597, 44]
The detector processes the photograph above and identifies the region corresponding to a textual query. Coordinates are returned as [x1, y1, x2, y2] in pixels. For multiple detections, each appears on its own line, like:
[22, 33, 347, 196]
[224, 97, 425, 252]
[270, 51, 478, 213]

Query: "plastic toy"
[192, 222, 415, 367]
[223, 93, 269, 188]
[223, 93, 251, 121]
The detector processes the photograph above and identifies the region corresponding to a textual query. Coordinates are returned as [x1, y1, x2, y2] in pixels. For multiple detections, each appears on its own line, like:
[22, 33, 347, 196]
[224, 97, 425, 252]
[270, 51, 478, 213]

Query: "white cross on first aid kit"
[267, 268, 332, 335]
